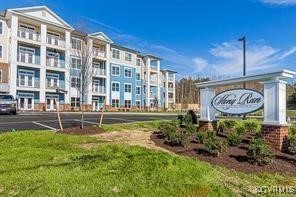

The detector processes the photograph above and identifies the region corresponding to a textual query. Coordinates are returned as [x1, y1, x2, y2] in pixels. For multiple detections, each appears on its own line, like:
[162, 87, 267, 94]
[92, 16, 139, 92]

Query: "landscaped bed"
[151, 111, 296, 176]
[151, 134, 296, 175]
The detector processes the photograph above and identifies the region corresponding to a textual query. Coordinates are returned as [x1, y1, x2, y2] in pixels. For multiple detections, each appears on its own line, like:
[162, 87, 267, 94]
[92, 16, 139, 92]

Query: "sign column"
[199, 88, 217, 131]
[261, 79, 289, 151]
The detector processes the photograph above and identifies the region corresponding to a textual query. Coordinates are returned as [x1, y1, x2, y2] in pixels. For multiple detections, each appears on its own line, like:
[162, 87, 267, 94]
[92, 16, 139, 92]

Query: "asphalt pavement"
[0, 112, 177, 132]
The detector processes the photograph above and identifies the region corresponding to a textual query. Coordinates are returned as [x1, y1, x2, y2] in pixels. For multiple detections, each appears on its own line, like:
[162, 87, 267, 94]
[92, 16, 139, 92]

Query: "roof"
[144, 54, 163, 60]
[88, 32, 113, 43]
[7, 6, 74, 30]
[111, 43, 140, 54]
[161, 69, 177, 73]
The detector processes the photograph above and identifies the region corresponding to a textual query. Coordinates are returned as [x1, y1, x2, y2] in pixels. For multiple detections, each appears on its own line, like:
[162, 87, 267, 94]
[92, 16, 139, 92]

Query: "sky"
[1, 0, 296, 79]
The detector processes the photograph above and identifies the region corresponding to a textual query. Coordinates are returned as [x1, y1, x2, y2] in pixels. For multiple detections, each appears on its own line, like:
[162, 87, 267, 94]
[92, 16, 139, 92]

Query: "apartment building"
[0, 6, 176, 111]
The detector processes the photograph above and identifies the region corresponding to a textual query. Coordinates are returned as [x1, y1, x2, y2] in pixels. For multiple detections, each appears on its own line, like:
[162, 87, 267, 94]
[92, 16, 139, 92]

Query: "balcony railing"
[150, 65, 158, 71]
[150, 80, 158, 85]
[168, 76, 174, 81]
[18, 28, 41, 42]
[46, 80, 65, 89]
[17, 78, 40, 88]
[46, 58, 65, 68]
[150, 94, 158, 99]
[0, 83, 9, 92]
[92, 86, 106, 94]
[168, 87, 174, 92]
[17, 53, 40, 65]
[168, 98, 174, 102]
[93, 48, 106, 58]
[93, 68, 106, 76]
[47, 34, 66, 47]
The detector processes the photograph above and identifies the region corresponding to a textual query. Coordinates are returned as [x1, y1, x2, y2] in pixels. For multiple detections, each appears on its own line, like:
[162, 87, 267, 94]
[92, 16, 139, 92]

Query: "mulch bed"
[151, 133, 296, 176]
[56, 126, 105, 135]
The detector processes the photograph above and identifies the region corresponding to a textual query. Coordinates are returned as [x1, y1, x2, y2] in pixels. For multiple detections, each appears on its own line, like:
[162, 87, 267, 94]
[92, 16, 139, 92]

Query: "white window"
[0, 21, 3, 35]
[136, 101, 141, 108]
[71, 57, 82, 69]
[112, 82, 120, 92]
[112, 99, 119, 108]
[124, 68, 132, 78]
[0, 45, 2, 59]
[136, 86, 141, 95]
[0, 69, 2, 82]
[124, 84, 132, 93]
[136, 58, 141, 66]
[136, 73, 140, 80]
[112, 65, 120, 76]
[125, 100, 131, 108]
[71, 97, 80, 107]
[112, 49, 120, 59]
[71, 37, 82, 50]
[125, 52, 132, 61]
[71, 77, 81, 88]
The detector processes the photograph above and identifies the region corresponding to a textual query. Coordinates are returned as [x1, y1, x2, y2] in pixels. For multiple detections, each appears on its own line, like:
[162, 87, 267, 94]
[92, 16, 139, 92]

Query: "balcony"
[0, 83, 9, 92]
[46, 80, 65, 90]
[93, 68, 106, 76]
[92, 86, 106, 94]
[46, 58, 65, 69]
[150, 80, 158, 85]
[168, 87, 174, 92]
[18, 28, 41, 42]
[168, 98, 174, 102]
[150, 65, 158, 71]
[93, 48, 106, 58]
[47, 34, 66, 48]
[150, 94, 158, 99]
[17, 78, 40, 88]
[168, 76, 174, 81]
[17, 53, 40, 65]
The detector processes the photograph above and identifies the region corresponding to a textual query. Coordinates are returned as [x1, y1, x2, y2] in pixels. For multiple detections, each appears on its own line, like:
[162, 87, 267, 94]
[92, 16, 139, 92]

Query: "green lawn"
[102, 120, 171, 132]
[0, 131, 295, 196]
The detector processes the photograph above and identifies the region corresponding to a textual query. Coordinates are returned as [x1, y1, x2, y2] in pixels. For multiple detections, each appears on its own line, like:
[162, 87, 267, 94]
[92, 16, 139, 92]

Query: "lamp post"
[238, 36, 246, 88]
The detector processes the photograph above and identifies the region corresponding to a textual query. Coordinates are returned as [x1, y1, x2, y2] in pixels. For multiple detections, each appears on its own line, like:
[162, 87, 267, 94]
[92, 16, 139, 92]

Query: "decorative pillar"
[157, 60, 161, 110]
[261, 79, 289, 151]
[199, 88, 217, 131]
[146, 58, 151, 109]
[9, 15, 18, 98]
[105, 43, 111, 106]
[165, 72, 169, 109]
[64, 30, 71, 105]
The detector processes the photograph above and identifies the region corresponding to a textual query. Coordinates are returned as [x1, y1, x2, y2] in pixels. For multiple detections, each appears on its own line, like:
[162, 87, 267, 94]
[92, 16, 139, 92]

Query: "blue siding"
[110, 63, 137, 106]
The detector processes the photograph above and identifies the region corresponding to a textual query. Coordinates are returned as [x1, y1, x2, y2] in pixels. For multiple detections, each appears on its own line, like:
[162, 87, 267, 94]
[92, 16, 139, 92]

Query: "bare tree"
[66, 31, 94, 129]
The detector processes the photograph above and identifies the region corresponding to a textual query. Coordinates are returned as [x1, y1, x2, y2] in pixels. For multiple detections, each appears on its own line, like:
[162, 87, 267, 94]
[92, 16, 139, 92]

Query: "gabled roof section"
[7, 6, 73, 30]
[88, 32, 113, 43]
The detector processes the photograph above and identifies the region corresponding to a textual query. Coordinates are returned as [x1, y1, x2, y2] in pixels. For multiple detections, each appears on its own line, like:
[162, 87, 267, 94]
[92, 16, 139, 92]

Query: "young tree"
[67, 31, 94, 129]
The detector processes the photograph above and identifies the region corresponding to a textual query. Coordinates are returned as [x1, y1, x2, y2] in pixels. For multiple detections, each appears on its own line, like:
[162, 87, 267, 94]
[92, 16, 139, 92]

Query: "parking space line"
[74, 119, 99, 125]
[32, 121, 57, 131]
[110, 118, 135, 122]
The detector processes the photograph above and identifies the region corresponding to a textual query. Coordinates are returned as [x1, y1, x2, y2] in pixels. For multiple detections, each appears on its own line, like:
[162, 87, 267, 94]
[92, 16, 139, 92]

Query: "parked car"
[0, 94, 17, 115]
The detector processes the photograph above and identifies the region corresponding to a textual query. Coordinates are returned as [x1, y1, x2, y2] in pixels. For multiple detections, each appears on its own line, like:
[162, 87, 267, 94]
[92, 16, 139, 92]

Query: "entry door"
[46, 98, 57, 111]
[93, 101, 99, 111]
[18, 97, 34, 110]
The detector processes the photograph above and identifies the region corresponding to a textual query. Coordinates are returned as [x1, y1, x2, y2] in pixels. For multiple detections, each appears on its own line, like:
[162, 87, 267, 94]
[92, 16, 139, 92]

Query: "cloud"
[259, 0, 296, 6]
[193, 41, 296, 76]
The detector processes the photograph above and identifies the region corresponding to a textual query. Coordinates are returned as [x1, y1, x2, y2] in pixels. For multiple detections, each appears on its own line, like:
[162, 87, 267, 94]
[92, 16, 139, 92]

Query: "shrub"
[187, 110, 198, 124]
[287, 134, 296, 155]
[183, 113, 193, 125]
[224, 119, 236, 130]
[158, 121, 178, 138]
[217, 121, 226, 133]
[185, 124, 197, 135]
[247, 138, 274, 165]
[177, 114, 184, 126]
[244, 119, 260, 133]
[204, 131, 227, 157]
[196, 132, 207, 144]
[227, 131, 243, 146]
[289, 124, 296, 136]
[168, 131, 189, 147]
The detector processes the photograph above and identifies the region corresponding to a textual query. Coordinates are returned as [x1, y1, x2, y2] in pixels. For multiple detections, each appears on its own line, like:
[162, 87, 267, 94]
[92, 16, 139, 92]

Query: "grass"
[287, 110, 296, 117]
[102, 120, 171, 132]
[0, 131, 295, 196]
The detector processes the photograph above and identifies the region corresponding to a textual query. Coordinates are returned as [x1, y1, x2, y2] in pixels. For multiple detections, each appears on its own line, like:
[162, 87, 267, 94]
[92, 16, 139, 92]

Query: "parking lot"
[0, 112, 177, 132]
